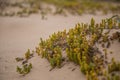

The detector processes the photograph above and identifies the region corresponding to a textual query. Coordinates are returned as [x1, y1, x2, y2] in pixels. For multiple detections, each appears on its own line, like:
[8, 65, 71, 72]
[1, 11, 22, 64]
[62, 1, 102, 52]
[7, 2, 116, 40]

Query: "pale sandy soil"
[0, 14, 120, 80]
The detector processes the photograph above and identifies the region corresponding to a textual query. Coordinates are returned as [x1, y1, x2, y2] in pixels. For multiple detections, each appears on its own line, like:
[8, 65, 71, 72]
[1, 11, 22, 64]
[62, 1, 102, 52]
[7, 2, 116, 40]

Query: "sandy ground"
[0, 14, 120, 80]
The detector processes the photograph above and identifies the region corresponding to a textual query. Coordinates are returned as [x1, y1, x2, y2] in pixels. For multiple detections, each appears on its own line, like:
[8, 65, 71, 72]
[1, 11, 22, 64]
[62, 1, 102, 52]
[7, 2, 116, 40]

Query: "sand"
[0, 14, 120, 80]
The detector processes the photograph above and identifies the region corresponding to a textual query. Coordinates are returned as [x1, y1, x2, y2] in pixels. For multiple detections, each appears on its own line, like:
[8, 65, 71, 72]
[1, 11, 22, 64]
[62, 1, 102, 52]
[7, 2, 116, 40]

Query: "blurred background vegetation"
[0, 0, 120, 17]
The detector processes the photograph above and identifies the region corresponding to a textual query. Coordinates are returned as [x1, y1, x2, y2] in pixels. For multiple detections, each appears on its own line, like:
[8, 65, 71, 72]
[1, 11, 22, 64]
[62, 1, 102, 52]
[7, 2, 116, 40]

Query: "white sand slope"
[0, 14, 120, 80]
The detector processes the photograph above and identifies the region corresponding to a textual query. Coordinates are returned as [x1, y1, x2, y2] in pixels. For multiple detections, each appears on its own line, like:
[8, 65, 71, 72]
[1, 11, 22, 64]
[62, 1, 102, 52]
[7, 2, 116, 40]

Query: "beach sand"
[0, 14, 120, 80]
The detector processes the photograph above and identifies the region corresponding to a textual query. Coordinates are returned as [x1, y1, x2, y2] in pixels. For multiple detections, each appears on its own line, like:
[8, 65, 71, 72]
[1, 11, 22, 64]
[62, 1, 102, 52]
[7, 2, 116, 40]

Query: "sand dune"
[0, 14, 120, 80]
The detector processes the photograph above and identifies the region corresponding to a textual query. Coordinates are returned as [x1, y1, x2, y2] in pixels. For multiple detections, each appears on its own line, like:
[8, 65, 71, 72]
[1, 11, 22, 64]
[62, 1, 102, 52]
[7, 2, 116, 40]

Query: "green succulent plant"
[25, 49, 31, 60]
[108, 58, 120, 73]
[16, 63, 32, 75]
[15, 57, 24, 62]
[49, 57, 56, 68]
[16, 16, 120, 80]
